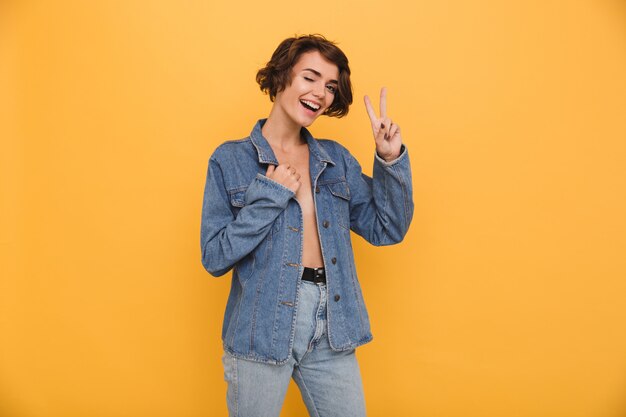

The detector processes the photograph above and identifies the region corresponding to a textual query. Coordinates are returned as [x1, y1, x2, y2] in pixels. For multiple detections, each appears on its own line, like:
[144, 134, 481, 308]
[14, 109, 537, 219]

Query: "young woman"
[201, 34, 413, 417]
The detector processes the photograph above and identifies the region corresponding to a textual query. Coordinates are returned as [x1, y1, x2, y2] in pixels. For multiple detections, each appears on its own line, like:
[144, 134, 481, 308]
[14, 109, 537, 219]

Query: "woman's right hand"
[265, 164, 301, 194]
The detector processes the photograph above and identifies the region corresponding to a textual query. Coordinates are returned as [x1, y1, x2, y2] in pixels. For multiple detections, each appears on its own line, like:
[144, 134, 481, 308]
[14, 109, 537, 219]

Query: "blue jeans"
[222, 280, 367, 417]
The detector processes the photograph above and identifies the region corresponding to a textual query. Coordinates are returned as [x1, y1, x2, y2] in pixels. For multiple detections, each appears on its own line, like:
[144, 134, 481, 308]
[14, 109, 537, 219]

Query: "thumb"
[265, 164, 275, 177]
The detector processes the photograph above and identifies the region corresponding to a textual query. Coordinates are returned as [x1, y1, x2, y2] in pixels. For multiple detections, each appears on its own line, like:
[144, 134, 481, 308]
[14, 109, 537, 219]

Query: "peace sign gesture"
[364, 87, 403, 162]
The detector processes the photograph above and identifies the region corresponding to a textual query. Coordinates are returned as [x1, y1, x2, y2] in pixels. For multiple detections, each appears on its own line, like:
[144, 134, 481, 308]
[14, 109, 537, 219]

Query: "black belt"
[302, 267, 326, 284]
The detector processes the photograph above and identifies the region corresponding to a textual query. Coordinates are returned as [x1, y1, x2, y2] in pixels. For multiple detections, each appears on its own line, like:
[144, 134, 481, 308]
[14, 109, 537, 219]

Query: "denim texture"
[222, 280, 366, 417]
[201, 119, 413, 364]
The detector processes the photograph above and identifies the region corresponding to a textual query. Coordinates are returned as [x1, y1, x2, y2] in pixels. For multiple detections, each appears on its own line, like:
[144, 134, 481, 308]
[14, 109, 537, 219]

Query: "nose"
[312, 83, 326, 99]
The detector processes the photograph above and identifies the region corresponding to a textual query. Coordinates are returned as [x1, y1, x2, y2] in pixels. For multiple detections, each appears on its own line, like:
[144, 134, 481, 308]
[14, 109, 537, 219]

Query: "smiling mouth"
[300, 99, 320, 112]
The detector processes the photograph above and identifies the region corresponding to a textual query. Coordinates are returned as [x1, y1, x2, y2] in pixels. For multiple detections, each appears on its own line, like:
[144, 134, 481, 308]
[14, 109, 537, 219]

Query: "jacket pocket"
[327, 180, 351, 229]
[228, 188, 247, 217]
[228, 186, 282, 235]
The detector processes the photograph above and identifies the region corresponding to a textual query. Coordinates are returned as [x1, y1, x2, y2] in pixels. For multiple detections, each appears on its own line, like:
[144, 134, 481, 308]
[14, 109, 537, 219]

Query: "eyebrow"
[303, 68, 338, 84]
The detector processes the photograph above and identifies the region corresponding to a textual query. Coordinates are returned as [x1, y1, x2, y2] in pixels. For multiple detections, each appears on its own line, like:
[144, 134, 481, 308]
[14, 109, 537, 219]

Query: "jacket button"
[323, 220, 329, 228]
[315, 186, 320, 193]
[334, 294, 340, 302]
[331, 257, 337, 264]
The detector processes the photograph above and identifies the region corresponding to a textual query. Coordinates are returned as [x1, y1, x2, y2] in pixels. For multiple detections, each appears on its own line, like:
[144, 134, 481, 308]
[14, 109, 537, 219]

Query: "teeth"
[300, 100, 320, 111]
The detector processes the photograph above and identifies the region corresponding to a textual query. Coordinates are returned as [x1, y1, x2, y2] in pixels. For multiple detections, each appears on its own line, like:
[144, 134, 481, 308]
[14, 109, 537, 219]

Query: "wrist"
[383, 153, 400, 162]
[377, 150, 400, 162]
[375, 144, 406, 165]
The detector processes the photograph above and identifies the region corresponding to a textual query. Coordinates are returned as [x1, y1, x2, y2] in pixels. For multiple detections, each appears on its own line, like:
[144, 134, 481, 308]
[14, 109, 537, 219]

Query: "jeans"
[222, 280, 367, 417]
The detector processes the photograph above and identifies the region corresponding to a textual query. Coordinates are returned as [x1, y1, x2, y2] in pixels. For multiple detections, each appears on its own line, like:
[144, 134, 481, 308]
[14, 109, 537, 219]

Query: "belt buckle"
[314, 268, 325, 284]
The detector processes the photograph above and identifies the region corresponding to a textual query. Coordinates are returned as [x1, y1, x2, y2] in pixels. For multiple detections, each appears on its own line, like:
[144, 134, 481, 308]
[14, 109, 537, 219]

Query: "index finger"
[364, 95, 378, 123]
[380, 87, 387, 119]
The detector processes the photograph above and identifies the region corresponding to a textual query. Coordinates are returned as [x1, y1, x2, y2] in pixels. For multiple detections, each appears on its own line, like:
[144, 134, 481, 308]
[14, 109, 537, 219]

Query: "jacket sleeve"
[345, 145, 414, 246]
[200, 157, 294, 277]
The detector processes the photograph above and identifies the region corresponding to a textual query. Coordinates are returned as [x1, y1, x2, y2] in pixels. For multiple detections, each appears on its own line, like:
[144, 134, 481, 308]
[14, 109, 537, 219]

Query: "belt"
[301, 267, 326, 284]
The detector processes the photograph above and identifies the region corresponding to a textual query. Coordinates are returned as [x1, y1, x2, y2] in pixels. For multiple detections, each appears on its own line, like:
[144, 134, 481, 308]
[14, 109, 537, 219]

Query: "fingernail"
[380, 123, 385, 129]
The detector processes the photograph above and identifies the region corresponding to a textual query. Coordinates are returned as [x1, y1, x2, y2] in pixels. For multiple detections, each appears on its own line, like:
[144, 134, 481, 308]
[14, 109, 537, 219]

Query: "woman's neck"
[261, 109, 305, 152]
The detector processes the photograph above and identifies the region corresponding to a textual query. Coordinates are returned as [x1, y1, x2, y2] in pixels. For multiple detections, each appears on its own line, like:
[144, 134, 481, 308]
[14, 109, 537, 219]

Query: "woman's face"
[274, 50, 340, 128]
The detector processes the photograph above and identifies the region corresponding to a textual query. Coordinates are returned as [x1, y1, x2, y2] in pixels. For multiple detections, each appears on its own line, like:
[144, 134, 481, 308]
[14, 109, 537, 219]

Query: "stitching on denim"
[249, 133, 278, 165]
[237, 251, 255, 285]
[392, 163, 410, 236]
[269, 198, 303, 360]
[224, 137, 251, 145]
[227, 185, 249, 195]
[313, 160, 348, 352]
[306, 137, 335, 166]
[249, 232, 272, 352]
[328, 184, 350, 230]
[224, 346, 289, 365]
[381, 163, 390, 243]
[317, 176, 347, 186]
[232, 355, 239, 417]
[307, 285, 326, 353]
[228, 287, 244, 348]
[311, 164, 340, 354]
[328, 182, 351, 200]
[349, 262, 366, 337]
[256, 173, 297, 195]
[294, 366, 321, 417]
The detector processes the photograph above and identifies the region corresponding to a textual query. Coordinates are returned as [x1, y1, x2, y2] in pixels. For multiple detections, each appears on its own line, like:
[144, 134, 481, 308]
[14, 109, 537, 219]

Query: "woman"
[200, 34, 413, 417]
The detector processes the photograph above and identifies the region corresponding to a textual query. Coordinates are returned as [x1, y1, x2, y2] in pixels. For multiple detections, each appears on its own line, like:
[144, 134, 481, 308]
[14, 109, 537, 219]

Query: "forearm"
[371, 145, 413, 243]
[201, 171, 294, 276]
[349, 145, 414, 246]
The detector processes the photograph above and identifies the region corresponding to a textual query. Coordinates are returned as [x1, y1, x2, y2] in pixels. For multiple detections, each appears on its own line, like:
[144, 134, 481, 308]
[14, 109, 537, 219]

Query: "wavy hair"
[256, 34, 353, 118]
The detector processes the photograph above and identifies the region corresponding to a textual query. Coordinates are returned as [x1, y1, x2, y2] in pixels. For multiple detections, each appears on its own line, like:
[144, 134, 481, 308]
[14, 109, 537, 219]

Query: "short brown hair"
[256, 34, 353, 118]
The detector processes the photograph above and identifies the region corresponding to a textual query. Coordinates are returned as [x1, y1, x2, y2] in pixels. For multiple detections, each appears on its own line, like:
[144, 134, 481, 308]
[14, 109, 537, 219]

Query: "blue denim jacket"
[201, 119, 413, 364]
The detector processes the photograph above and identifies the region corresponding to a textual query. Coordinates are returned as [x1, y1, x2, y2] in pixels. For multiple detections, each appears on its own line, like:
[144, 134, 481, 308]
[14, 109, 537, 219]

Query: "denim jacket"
[201, 119, 413, 364]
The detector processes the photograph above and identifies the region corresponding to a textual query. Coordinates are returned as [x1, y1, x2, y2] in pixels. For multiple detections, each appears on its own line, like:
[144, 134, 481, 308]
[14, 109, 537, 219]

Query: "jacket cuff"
[245, 173, 295, 206]
[375, 144, 408, 167]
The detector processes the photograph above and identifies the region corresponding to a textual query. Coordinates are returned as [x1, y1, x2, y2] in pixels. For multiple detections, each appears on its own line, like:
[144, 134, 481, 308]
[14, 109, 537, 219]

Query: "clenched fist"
[265, 164, 301, 193]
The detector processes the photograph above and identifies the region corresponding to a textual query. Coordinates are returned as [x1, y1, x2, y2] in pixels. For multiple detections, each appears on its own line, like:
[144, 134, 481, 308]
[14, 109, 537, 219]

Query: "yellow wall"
[2, 0, 626, 416]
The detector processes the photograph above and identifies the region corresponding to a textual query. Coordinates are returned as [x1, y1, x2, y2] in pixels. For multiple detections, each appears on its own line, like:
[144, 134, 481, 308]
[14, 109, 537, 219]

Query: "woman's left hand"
[364, 87, 403, 162]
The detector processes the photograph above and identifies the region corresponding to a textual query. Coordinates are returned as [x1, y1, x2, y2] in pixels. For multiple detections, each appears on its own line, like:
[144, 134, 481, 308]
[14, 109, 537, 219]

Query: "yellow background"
[2, 0, 626, 416]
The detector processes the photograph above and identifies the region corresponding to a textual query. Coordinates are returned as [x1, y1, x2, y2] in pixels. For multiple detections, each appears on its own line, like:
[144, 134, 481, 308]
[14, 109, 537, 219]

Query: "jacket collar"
[249, 119, 335, 166]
